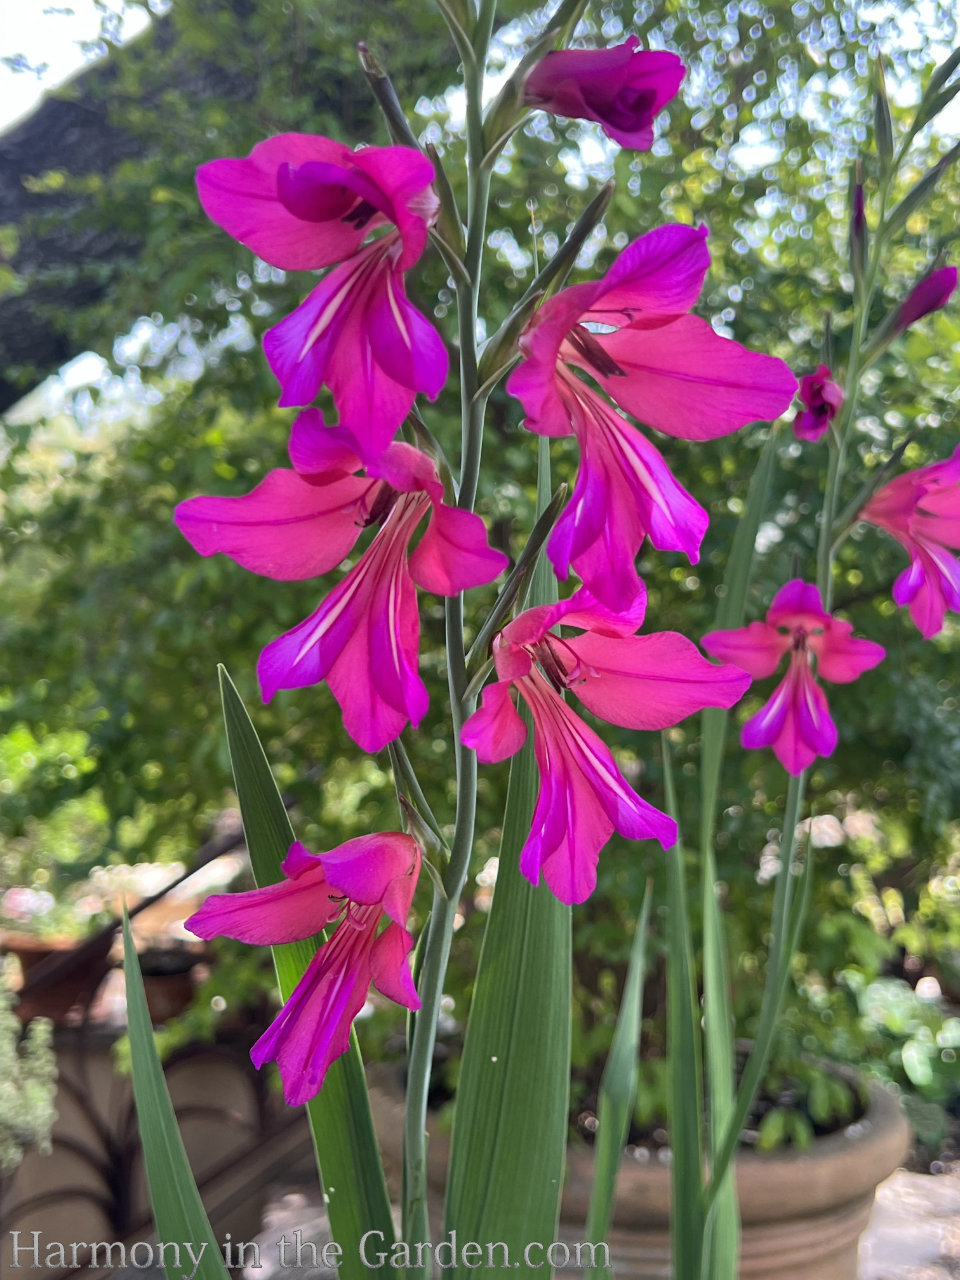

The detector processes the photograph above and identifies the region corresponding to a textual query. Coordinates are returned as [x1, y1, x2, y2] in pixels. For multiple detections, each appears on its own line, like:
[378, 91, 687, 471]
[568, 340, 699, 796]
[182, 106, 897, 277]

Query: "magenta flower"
[860, 445, 960, 638]
[461, 589, 751, 903]
[702, 580, 885, 776]
[186, 834, 421, 1105]
[506, 223, 797, 608]
[793, 364, 844, 442]
[175, 412, 508, 751]
[196, 135, 448, 456]
[895, 265, 957, 334]
[546, 380, 708, 611]
[523, 37, 684, 150]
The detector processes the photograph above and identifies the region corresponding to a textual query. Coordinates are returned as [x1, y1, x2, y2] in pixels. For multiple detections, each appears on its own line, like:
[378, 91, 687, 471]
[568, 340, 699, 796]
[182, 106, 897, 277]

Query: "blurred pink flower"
[196, 135, 447, 455]
[702, 580, 885, 776]
[175, 413, 507, 751]
[860, 445, 960, 638]
[523, 37, 684, 150]
[461, 588, 751, 903]
[187, 834, 420, 1105]
[793, 364, 844, 442]
[506, 223, 796, 608]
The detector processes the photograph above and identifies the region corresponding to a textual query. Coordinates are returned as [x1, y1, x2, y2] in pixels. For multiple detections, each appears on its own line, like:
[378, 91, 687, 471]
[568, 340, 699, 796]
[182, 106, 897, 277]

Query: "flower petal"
[370, 921, 420, 1008]
[701, 620, 787, 678]
[174, 469, 369, 580]
[586, 314, 797, 439]
[524, 39, 684, 150]
[321, 833, 421, 923]
[517, 674, 676, 904]
[196, 134, 363, 270]
[461, 681, 528, 763]
[409, 504, 508, 596]
[568, 631, 752, 728]
[257, 496, 430, 751]
[250, 918, 374, 1105]
[185, 842, 339, 944]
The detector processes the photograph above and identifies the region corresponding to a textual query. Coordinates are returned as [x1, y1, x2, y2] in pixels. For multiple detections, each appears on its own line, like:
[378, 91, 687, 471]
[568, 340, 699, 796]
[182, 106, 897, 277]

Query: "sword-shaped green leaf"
[586, 882, 653, 1279]
[122, 911, 231, 1280]
[662, 735, 705, 1276]
[444, 437, 571, 1277]
[219, 666, 395, 1280]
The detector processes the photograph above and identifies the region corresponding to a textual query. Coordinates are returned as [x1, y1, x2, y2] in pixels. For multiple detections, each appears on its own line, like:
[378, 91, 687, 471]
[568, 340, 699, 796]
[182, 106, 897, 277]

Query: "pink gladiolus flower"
[859, 445, 960, 638]
[175, 412, 508, 751]
[895, 265, 957, 333]
[793, 364, 844, 442]
[461, 589, 751, 903]
[702, 580, 885, 776]
[186, 834, 421, 1105]
[506, 223, 796, 608]
[523, 37, 684, 150]
[196, 135, 447, 455]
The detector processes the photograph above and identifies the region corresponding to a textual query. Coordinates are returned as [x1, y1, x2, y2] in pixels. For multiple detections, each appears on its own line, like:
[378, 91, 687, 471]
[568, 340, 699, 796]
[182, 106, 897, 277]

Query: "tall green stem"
[401, 2, 497, 1266]
[817, 182, 890, 606]
[704, 771, 807, 1208]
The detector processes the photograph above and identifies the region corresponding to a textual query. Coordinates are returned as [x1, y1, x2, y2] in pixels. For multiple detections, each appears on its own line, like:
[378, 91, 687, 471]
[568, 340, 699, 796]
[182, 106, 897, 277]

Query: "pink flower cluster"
[173, 38, 959, 1105]
[178, 137, 508, 1101]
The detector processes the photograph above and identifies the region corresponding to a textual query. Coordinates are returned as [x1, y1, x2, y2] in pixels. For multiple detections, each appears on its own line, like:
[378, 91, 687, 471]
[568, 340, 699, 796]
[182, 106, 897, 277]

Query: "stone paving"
[860, 1170, 960, 1280]
[245, 1168, 960, 1279]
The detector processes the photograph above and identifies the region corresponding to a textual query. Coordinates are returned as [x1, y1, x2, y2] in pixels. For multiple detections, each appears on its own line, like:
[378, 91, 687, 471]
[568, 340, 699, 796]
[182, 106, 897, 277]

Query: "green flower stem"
[704, 770, 807, 1208]
[817, 179, 891, 606]
[401, 2, 498, 1264]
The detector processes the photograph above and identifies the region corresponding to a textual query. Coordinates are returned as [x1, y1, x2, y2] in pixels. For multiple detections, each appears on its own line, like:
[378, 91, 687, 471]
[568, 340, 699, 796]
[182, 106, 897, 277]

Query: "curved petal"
[586, 223, 710, 321]
[701, 620, 788, 678]
[351, 146, 439, 269]
[264, 250, 437, 459]
[549, 386, 707, 610]
[257, 496, 430, 751]
[185, 845, 339, 945]
[568, 631, 752, 728]
[251, 913, 376, 1105]
[586, 314, 797, 439]
[517, 674, 676, 904]
[765, 579, 830, 630]
[524, 40, 684, 150]
[370, 921, 421, 1008]
[318, 833, 420, 920]
[174, 469, 369, 579]
[409, 504, 508, 595]
[741, 657, 836, 776]
[196, 134, 362, 270]
[365, 271, 449, 401]
[507, 286, 598, 437]
[461, 681, 527, 763]
[288, 409, 363, 477]
[812, 622, 885, 683]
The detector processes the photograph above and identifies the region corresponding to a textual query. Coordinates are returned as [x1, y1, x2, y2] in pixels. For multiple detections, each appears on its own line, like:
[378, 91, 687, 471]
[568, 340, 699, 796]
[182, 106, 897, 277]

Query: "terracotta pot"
[563, 1081, 911, 1279]
[1, 931, 113, 1025]
[366, 1066, 910, 1280]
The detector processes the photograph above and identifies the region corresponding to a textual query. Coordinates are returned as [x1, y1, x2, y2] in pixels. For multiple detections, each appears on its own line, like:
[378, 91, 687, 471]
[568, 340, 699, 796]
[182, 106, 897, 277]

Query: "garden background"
[1, 0, 959, 1261]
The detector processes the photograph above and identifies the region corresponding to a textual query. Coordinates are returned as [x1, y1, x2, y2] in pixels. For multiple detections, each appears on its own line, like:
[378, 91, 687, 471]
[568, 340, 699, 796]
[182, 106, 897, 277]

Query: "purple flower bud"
[895, 265, 958, 333]
[523, 37, 684, 151]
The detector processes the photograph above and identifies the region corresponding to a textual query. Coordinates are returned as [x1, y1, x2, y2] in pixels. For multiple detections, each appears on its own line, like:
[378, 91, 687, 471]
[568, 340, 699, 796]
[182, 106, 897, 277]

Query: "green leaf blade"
[122, 911, 231, 1280]
[218, 666, 395, 1280]
[586, 882, 653, 1271]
